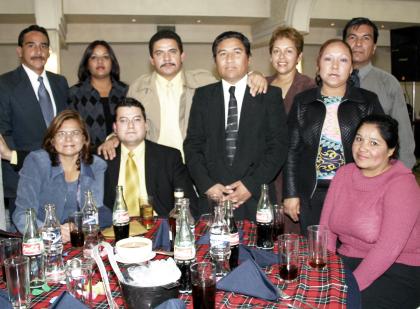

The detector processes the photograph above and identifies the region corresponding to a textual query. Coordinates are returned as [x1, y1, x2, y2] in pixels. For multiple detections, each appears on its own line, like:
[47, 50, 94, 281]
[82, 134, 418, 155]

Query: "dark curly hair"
[42, 110, 93, 168]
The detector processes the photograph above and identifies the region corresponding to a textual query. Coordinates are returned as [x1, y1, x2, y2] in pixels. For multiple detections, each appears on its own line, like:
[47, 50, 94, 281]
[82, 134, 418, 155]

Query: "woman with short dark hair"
[12, 110, 110, 240]
[69, 40, 128, 148]
[320, 114, 420, 308]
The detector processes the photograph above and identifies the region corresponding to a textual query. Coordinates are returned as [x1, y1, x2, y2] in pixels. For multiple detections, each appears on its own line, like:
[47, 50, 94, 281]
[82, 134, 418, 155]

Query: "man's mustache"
[30, 56, 46, 61]
[160, 62, 175, 68]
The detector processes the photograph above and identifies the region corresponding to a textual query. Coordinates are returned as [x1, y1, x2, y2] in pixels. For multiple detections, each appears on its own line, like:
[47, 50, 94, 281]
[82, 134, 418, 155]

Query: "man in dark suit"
[184, 31, 288, 220]
[103, 97, 198, 217]
[0, 25, 69, 222]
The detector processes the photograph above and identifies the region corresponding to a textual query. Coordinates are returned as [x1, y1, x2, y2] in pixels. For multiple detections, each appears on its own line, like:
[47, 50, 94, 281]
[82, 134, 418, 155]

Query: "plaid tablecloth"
[1, 219, 348, 308]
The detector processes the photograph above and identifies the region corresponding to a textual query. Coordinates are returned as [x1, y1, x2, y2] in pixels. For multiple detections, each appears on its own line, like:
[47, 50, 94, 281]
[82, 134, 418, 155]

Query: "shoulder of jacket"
[92, 155, 107, 170]
[184, 69, 217, 87]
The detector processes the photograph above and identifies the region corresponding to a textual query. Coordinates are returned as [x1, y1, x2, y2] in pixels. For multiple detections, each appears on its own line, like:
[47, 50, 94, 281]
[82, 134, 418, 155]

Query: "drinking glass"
[278, 234, 300, 282]
[0, 238, 22, 284]
[65, 258, 93, 305]
[307, 225, 328, 270]
[4, 256, 30, 309]
[273, 204, 285, 239]
[69, 211, 85, 248]
[139, 196, 154, 230]
[190, 262, 216, 309]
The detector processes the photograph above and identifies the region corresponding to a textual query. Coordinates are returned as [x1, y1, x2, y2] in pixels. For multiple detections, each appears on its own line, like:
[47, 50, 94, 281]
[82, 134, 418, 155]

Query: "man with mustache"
[343, 17, 416, 169]
[99, 30, 267, 160]
[0, 25, 69, 228]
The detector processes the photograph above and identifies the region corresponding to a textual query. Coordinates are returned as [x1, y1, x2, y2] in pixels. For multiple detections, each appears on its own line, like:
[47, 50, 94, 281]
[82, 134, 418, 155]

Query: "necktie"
[225, 86, 238, 165]
[37, 76, 54, 126]
[350, 69, 360, 88]
[125, 152, 140, 216]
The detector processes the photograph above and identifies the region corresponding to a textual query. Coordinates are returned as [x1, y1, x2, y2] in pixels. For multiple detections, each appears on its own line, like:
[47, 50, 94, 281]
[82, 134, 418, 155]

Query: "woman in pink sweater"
[320, 114, 420, 308]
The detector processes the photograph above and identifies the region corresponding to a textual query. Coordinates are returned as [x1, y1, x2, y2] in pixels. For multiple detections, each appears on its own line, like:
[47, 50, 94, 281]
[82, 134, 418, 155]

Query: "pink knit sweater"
[320, 160, 420, 290]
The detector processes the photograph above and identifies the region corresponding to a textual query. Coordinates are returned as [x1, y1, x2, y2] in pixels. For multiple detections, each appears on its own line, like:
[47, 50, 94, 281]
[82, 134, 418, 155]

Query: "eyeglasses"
[117, 117, 143, 126]
[55, 130, 83, 140]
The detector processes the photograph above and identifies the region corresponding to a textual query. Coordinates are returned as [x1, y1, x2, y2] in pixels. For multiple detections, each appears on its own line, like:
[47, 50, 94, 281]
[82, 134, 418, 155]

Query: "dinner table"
[0, 218, 351, 308]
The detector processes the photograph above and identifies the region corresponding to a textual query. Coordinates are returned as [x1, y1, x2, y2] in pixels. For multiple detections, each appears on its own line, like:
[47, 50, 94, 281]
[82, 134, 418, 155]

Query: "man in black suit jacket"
[103, 98, 198, 217]
[184, 31, 288, 220]
[0, 25, 68, 217]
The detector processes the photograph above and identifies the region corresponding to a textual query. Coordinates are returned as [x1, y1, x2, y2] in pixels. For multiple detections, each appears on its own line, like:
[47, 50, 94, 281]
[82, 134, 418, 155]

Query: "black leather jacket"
[283, 86, 384, 201]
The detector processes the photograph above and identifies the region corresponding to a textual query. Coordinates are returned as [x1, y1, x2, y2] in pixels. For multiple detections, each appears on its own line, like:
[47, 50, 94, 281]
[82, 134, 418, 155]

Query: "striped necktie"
[37, 76, 54, 126]
[225, 86, 238, 165]
[125, 151, 140, 216]
[350, 69, 360, 88]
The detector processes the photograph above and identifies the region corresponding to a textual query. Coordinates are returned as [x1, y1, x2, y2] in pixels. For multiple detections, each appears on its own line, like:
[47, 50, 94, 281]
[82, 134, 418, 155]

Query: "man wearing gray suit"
[0, 25, 69, 225]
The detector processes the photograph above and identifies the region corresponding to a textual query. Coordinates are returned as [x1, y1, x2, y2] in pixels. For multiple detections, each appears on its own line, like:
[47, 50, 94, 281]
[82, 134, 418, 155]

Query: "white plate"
[115, 251, 156, 264]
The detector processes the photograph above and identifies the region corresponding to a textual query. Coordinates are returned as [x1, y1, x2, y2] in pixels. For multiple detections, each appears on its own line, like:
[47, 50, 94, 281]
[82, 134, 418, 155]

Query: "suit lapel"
[211, 82, 229, 164]
[46, 71, 66, 113]
[109, 146, 122, 190]
[144, 140, 157, 198]
[234, 86, 258, 166]
[16, 66, 47, 130]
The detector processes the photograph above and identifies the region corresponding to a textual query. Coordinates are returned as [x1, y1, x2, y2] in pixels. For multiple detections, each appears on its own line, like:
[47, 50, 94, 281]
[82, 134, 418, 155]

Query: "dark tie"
[225, 86, 238, 165]
[350, 69, 360, 88]
[37, 76, 54, 126]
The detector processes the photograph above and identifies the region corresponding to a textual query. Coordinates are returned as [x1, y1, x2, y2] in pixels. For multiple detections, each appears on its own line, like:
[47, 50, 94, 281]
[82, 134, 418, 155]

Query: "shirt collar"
[21, 63, 47, 83]
[121, 140, 145, 158]
[357, 62, 373, 80]
[156, 70, 183, 88]
[221, 74, 248, 94]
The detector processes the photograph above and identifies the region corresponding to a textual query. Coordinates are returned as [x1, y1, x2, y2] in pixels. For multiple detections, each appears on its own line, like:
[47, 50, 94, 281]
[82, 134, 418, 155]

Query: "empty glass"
[0, 238, 23, 284]
[4, 256, 30, 308]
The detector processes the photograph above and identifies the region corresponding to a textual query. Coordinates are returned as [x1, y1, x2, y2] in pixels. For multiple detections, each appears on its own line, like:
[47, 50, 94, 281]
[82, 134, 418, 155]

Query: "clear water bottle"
[169, 188, 184, 250]
[174, 201, 196, 293]
[256, 184, 274, 250]
[182, 198, 195, 238]
[82, 190, 99, 233]
[209, 204, 231, 279]
[22, 208, 45, 288]
[41, 203, 65, 283]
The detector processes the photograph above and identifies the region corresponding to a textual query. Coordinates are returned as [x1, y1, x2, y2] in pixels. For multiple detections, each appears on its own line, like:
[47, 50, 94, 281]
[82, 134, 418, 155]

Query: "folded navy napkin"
[216, 258, 279, 301]
[0, 289, 12, 309]
[196, 228, 244, 245]
[155, 298, 186, 309]
[152, 219, 171, 251]
[239, 244, 278, 267]
[49, 291, 88, 309]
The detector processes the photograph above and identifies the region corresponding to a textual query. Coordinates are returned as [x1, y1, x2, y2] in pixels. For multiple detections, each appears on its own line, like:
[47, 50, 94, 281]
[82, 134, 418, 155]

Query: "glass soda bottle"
[42, 203, 65, 283]
[224, 200, 239, 270]
[169, 188, 184, 250]
[174, 199, 196, 293]
[112, 186, 130, 242]
[210, 204, 231, 279]
[256, 184, 274, 250]
[22, 208, 45, 288]
[82, 190, 99, 233]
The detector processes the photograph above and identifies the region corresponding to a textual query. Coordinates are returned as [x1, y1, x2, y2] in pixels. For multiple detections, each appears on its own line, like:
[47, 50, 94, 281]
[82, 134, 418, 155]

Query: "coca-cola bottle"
[22, 208, 45, 288]
[169, 188, 184, 250]
[256, 184, 274, 250]
[224, 200, 239, 269]
[42, 203, 65, 282]
[82, 190, 99, 234]
[112, 186, 130, 242]
[174, 201, 196, 293]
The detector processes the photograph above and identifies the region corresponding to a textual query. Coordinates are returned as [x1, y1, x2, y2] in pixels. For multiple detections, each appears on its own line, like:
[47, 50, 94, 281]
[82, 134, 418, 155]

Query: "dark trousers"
[341, 255, 420, 309]
[299, 184, 329, 236]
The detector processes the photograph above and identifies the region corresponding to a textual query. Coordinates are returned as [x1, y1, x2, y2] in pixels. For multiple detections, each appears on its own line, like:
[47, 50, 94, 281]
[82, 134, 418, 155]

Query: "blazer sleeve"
[91, 156, 112, 228]
[12, 153, 44, 233]
[184, 87, 217, 194]
[241, 87, 288, 197]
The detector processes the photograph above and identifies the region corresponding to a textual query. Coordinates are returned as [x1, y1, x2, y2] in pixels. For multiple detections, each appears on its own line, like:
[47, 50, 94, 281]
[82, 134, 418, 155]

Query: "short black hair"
[212, 31, 251, 59]
[355, 114, 399, 159]
[18, 24, 50, 47]
[342, 17, 379, 44]
[115, 97, 146, 120]
[148, 30, 183, 57]
[77, 40, 121, 82]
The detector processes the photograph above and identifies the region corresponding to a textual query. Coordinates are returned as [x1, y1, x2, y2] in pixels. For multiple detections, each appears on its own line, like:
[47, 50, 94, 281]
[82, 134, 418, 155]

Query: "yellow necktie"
[125, 151, 140, 216]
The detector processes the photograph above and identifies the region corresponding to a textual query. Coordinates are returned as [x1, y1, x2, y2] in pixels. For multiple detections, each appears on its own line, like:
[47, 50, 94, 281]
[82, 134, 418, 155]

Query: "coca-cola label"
[210, 234, 230, 248]
[42, 230, 61, 245]
[229, 232, 239, 246]
[22, 240, 43, 255]
[113, 211, 129, 224]
[256, 209, 273, 223]
[174, 246, 195, 260]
